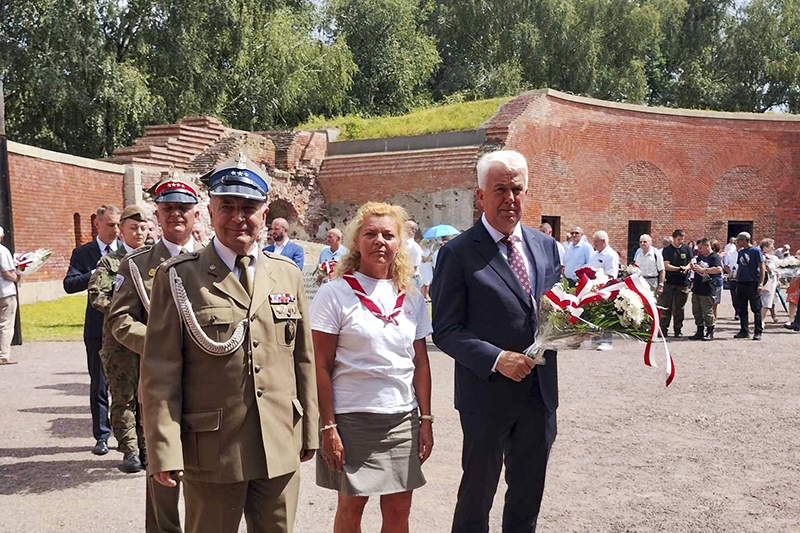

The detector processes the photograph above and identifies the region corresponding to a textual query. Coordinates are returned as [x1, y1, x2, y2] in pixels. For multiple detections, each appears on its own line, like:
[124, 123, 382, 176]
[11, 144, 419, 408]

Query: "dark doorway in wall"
[541, 216, 561, 241]
[627, 220, 651, 264]
[728, 221, 753, 241]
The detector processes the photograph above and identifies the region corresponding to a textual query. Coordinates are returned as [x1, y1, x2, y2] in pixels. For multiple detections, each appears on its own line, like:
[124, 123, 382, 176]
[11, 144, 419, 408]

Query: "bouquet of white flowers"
[14, 248, 54, 278]
[525, 267, 675, 387]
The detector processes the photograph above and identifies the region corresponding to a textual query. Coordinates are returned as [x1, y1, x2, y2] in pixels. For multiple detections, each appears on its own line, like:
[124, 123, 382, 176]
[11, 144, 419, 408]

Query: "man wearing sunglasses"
[562, 226, 592, 285]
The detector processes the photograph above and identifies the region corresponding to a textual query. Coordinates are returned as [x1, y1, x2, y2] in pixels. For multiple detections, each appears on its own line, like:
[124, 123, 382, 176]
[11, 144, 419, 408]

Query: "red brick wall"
[484, 91, 800, 260]
[8, 151, 124, 282]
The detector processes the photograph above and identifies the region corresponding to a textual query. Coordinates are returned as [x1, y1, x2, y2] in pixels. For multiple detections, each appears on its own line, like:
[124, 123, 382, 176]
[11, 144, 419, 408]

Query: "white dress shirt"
[587, 245, 620, 277]
[213, 238, 259, 281]
[121, 242, 135, 255]
[161, 237, 196, 258]
[273, 240, 288, 255]
[96, 237, 118, 256]
[481, 214, 536, 371]
[633, 247, 664, 278]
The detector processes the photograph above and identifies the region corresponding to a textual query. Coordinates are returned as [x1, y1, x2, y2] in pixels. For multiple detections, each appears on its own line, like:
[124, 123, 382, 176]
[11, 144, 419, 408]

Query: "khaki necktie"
[236, 255, 254, 297]
[180, 248, 188, 255]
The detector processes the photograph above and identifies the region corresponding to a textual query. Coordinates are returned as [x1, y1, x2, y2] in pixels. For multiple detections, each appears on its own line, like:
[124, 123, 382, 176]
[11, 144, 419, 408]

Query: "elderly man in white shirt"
[587, 230, 619, 351]
[633, 234, 665, 295]
[0, 226, 19, 365]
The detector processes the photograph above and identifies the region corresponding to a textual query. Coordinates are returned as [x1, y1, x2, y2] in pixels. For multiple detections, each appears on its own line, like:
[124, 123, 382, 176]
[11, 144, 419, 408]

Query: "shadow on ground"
[19, 406, 86, 415]
[47, 417, 93, 439]
[0, 459, 136, 494]
[35, 383, 89, 396]
[0, 446, 89, 458]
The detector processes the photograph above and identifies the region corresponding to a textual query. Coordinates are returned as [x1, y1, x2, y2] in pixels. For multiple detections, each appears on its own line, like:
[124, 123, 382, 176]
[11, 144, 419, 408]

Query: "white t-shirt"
[406, 239, 423, 271]
[0, 244, 17, 298]
[310, 271, 432, 414]
[587, 246, 620, 277]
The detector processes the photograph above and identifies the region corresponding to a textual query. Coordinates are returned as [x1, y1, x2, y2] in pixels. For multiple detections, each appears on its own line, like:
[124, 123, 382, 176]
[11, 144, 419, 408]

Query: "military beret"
[120, 205, 148, 222]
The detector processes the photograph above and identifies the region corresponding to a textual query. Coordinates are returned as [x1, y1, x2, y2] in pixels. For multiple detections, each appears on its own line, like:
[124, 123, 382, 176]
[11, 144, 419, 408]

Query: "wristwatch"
[419, 414, 435, 423]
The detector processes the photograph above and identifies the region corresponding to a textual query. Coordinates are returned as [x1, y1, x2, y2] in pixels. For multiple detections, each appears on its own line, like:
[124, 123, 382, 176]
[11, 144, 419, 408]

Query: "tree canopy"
[2, 0, 798, 157]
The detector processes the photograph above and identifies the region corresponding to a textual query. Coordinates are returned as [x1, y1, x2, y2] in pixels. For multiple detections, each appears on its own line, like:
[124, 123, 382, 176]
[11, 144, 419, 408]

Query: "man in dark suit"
[263, 217, 304, 269]
[432, 150, 561, 533]
[64, 205, 121, 455]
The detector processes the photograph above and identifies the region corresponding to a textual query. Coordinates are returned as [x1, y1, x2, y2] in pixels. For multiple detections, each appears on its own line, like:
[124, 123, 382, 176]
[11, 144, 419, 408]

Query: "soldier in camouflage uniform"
[107, 176, 201, 533]
[88, 205, 149, 473]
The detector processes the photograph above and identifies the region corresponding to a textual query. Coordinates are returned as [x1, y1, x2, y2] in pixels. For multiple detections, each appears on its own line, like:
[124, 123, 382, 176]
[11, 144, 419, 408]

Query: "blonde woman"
[310, 202, 434, 533]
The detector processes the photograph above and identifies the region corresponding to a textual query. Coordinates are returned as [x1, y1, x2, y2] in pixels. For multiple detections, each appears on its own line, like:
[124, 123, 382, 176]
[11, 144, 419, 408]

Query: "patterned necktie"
[104, 245, 112, 255]
[502, 235, 531, 298]
[235, 255, 253, 297]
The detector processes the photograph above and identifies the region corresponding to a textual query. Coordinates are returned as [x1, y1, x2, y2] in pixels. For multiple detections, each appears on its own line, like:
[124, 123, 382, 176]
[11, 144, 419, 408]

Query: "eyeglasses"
[569, 232, 580, 235]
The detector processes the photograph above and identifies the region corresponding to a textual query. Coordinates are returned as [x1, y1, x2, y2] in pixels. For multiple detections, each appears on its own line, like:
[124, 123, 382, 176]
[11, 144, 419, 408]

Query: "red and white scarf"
[343, 271, 406, 325]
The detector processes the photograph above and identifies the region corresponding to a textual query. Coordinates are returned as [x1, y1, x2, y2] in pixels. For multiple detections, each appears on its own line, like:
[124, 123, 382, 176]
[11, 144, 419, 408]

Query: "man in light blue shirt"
[562, 226, 592, 283]
[316, 228, 348, 283]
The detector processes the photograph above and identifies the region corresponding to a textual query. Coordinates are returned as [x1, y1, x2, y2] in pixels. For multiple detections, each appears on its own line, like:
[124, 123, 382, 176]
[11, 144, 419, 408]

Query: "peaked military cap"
[200, 152, 270, 201]
[146, 172, 199, 204]
[120, 205, 148, 222]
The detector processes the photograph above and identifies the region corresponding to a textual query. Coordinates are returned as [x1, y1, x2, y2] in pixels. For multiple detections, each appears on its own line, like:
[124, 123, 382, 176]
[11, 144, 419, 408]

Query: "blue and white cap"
[201, 152, 270, 201]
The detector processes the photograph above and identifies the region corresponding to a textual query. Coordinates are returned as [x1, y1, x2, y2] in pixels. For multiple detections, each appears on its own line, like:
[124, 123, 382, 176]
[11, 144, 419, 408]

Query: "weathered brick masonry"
[6, 89, 799, 299]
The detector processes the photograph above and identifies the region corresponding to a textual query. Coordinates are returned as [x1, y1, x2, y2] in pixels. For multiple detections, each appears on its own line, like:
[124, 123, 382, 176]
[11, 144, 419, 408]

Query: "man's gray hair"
[539, 222, 552, 233]
[639, 234, 652, 244]
[96, 205, 120, 217]
[593, 230, 609, 243]
[328, 228, 342, 239]
[476, 150, 529, 191]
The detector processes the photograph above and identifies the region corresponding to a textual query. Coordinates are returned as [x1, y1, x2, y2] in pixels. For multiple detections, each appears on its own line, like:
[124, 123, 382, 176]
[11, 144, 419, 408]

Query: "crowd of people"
[0, 146, 797, 533]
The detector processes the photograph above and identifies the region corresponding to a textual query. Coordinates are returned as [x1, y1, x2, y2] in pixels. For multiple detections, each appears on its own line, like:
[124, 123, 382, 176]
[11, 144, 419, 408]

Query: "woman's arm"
[312, 330, 346, 471]
[412, 338, 434, 463]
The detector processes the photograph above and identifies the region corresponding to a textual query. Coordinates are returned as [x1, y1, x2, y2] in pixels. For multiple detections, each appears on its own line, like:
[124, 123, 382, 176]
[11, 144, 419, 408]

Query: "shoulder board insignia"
[127, 245, 153, 259]
[163, 252, 200, 269]
[263, 251, 300, 268]
[269, 293, 297, 304]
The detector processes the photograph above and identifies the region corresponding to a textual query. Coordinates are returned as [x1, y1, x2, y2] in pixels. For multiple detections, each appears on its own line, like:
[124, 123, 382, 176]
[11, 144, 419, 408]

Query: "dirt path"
[1, 300, 799, 532]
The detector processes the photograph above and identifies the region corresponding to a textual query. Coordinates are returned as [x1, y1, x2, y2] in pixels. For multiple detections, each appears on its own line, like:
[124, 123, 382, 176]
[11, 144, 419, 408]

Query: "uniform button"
[254, 365, 262, 373]
[257, 389, 263, 397]
[250, 315, 257, 322]
[253, 340, 259, 347]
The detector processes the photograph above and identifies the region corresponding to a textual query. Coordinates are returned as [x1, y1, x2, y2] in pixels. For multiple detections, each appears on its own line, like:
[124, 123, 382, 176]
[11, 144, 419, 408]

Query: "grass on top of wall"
[298, 97, 512, 141]
[20, 294, 85, 341]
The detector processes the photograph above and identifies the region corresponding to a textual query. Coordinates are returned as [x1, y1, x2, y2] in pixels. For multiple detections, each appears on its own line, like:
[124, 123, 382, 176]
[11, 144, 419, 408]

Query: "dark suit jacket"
[64, 240, 108, 340]
[431, 220, 561, 413]
[263, 241, 304, 270]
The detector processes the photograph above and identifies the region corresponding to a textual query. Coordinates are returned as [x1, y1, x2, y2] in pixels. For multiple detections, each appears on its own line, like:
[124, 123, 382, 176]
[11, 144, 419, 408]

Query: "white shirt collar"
[481, 213, 523, 245]
[213, 238, 259, 274]
[96, 237, 118, 254]
[161, 237, 195, 257]
[640, 247, 656, 258]
[122, 242, 135, 254]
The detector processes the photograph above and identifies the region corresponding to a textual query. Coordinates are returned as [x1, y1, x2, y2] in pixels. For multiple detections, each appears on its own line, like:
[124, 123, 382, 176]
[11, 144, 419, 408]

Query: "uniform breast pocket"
[270, 304, 302, 347]
[194, 306, 234, 343]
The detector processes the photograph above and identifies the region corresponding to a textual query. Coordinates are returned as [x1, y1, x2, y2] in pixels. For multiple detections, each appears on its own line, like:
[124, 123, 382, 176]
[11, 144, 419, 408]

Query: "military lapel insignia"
[148, 268, 157, 277]
[269, 293, 296, 304]
[114, 274, 125, 292]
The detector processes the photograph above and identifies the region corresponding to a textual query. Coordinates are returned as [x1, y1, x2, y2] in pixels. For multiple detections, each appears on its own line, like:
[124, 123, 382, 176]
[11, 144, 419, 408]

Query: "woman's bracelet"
[320, 423, 338, 432]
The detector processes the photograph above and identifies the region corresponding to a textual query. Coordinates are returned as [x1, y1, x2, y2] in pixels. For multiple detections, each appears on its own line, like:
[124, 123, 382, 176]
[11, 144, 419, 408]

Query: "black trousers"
[735, 281, 762, 335]
[729, 282, 739, 316]
[452, 391, 556, 533]
[85, 338, 111, 442]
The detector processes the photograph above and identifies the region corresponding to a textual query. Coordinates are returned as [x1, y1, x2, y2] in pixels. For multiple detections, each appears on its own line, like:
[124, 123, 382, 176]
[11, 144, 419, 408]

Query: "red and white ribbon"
[343, 271, 405, 325]
[544, 272, 675, 387]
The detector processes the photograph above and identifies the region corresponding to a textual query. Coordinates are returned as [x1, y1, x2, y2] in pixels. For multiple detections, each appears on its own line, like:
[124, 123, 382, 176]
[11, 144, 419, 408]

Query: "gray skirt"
[316, 410, 426, 497]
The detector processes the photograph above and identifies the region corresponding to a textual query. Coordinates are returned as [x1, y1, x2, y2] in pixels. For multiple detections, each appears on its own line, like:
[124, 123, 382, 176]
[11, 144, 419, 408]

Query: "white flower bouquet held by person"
[624, 263, 642, 277]
[14, 248, 54, 278]
[525, 267, 675, 387]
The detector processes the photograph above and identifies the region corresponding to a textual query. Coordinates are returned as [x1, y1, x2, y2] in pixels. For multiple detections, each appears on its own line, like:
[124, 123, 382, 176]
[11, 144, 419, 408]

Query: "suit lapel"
[472, 221, 531, 309]
[206, 246, 250, 310]
[249, 253, 276, 317]
[521, 227, 545, 303]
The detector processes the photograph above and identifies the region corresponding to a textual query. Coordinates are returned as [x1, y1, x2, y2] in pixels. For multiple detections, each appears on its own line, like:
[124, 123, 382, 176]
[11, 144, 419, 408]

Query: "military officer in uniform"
[88, 205, 149, 473]
[107, 176, 202, 533]
[141, 153, 319, 533]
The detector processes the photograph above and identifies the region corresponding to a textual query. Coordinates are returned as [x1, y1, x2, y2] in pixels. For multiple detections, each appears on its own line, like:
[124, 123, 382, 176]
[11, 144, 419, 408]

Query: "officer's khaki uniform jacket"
[107, 240, 175, 356]
[140, 242, 318, 484]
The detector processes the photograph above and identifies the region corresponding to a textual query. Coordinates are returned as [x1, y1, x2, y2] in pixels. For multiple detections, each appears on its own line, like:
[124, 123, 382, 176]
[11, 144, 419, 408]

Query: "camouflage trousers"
[99, 350, 144, 454]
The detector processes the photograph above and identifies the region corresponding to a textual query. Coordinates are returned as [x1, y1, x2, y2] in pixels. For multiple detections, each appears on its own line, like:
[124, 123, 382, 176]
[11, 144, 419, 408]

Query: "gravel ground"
[1, 299, 799, 532]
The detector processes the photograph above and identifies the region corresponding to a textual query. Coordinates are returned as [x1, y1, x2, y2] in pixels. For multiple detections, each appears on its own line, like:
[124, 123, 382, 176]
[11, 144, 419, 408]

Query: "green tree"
[327, 0, 441, 115]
